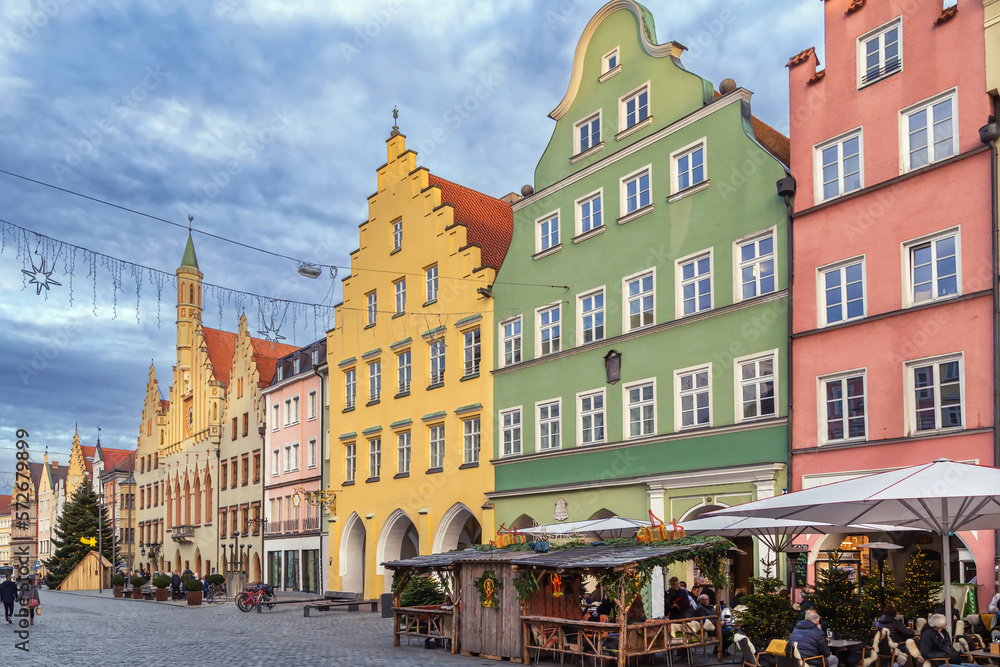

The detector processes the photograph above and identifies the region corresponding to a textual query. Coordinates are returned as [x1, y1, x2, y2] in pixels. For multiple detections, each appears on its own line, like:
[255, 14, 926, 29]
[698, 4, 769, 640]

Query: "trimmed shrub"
[152, 575, 171, 589]
[131, 576, 147, 587]
[111, 575, 126, 587]
[183, 578, 204, 592]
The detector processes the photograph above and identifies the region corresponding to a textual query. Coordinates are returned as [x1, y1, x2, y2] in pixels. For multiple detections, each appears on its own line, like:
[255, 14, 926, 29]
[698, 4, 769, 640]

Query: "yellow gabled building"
[327, 127, 512, 598]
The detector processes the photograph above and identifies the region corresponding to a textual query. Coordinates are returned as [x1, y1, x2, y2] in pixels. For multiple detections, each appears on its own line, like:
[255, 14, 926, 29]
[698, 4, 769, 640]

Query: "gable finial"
[390, 106, 400, 137]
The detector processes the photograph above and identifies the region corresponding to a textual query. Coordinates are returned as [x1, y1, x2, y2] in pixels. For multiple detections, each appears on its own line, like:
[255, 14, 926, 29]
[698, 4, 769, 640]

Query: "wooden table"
[828, 640, 864, 650]
[966, 649, 1000, 664]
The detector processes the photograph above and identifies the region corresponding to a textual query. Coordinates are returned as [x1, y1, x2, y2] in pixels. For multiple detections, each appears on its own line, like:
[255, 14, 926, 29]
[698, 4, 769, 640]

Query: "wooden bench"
[302, 592, 378, 617]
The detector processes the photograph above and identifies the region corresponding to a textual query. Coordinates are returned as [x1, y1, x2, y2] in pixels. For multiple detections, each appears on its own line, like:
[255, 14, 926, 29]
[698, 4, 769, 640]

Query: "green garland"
[513, 570, 540, 602]
[473, 570, 503, 608]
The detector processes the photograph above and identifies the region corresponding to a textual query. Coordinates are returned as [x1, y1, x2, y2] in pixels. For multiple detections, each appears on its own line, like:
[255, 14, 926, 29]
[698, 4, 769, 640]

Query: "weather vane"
[390, 106, 400, 136]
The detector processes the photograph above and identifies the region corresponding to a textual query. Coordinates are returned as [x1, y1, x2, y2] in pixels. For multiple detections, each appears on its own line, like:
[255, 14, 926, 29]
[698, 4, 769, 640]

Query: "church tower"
[176, 234, 202, 398]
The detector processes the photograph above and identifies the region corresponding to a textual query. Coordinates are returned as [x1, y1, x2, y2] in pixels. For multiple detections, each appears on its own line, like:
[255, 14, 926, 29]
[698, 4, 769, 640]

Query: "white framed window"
[463, 328, 481, 376]
[293, 357, 301, 374]
[620, 166, 651, 215]
[396, 431, 411, 475]
[578, 389, 606, 446]
[820, 370, 867, 443]
[536, 211, 560, 254]
[391, 219, 402, 251]
[292, 396, 300, 423]
[906, 353, 964, 433]
[500, 316, 522, 367]
[676, 365, 711, 430]
[623, 268, 655, 332]
[366, 291, 377, 326]
[425, 265, 439, 302]
[815, 130, 863, 202]
[429, 338, 446, 385]
[271, 448, 279, 476]
[463, 417, 480, 464]
[368, 360, 381, 403]
[500, 408, 522, 457]
[397, 349, 411, 394]
[344, 369, 356, 410]
[576, 190, 603, 236]
[429, 424, 445, 469]
[307, 390, 317, 420]
[620, 83, 649, 131]
[602, 46, 619, 74]
[736, 230, 776, 301]
[345, 443, 356, 483]
[308, 438, 318, 468]
[578, 288, 605, 345]
[271, 404, 279, 431]
[901, 90, 956, 172]
[858, 17, 901, 87]
[312, 348, 320, 366]
[368, 438, 381, 479]
[736, 352, 777, 422]
[676, 251, 712, 317]
[537, 399, 561, 451]
[820, 258, 866, 326]
[624, 379, 656, 439]
[903, 229, 960, 306]
[536, 303, 561, 356]
[671, 139, 706, 193]
[394, 279, 406, 314]
[574, 112, 601, 155]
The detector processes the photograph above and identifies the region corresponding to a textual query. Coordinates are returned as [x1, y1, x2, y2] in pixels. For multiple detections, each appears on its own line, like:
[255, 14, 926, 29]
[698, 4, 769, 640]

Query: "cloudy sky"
[0, 0, 823, 490]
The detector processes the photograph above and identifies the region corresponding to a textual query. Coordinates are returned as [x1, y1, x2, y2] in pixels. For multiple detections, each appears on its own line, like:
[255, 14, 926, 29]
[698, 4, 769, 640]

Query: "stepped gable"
[428, 174, 513, 271]
[202, 326, 298, 387]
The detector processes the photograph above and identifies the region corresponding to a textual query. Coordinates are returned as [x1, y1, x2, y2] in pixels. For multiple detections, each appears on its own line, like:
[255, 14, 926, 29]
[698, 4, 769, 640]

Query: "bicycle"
[204, 583, 227, 605]
[235, 585, 276, 612]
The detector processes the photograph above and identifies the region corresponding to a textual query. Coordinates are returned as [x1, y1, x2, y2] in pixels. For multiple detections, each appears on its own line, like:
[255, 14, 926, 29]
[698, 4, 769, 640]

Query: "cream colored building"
[0, 495, 11, 567]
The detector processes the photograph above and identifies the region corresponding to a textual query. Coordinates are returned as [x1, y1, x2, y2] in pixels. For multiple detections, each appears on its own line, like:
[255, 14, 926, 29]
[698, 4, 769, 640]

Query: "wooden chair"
[875, 627, 910, 667]
[734, 633, 757, 667]
[903, 638, 950, 667]
[529, 622, 563, 666]
[775, 640, 827, 667]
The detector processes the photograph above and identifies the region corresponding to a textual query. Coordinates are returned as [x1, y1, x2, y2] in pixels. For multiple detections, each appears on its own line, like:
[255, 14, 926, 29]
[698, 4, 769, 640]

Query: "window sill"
[393, 472, 409, 480]
[617, 203, 655, 226]
[533, 244, 562, 261]
[910, 426, 964, 437]
[394, 390, 410, 399]
[615, 116, 653, 141]
[460, 372, 480, 382]
[904, 293, 961, 310]
[342, 406, 355, 413]
[736, 414, 778, 425]
[342, 480, 355, 487]
[426, 381, 445, 391]
[570, 142, 605, 164]
[365, 399, 380, 407]
[392, 312, 405, 319]
[363, 323, 376, 330]
[735, 289, 778, 306]
[501, 452, 523, 459]
[425, 467, 444, 475]
[572, 225, 605, 244]
[667, 179, 710, 203]
[598, 64, 622, 83]
[857, 67, 901, 90]
[459, 461, 479, 470]
[390, 247, 401, 255]
[423, 299, 437, 307]
[365, 476, 379, 484]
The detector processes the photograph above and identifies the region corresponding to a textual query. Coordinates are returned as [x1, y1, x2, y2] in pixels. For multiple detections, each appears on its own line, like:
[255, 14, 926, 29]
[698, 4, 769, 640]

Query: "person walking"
[0, 574, 18, 623]
[20, 576, 40, 625]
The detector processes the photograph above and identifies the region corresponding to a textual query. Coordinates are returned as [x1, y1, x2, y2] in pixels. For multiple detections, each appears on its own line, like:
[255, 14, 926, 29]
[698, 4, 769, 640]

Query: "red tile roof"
[934, 5, 957, 25]
[751, 117, 791, 166]
[428, 174, 513, 271]
[0, 495, 10, 516]
[250, 337, 300, 386]
[845, 0, 866, 14]
[786, 47, 816, 68]
[203, 327, 298, 388]
[80, 445, 96, 475]
[101, 447, 134, 472]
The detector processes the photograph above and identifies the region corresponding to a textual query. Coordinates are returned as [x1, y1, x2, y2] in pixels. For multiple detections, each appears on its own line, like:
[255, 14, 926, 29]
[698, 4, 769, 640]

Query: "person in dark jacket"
[693, 594, 716, 621]
[170, 570, 182, 601]
[875, 604, 914, 666]
[666, 577, 694, 619]
[789, 610, 837, 667]
[0, 574, 18, 623]
[920, 614, 973, 666]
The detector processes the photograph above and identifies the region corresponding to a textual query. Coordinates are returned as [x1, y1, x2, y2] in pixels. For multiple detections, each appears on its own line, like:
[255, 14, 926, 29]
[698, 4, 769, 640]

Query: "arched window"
[204, 471, 213, 518]
[193, 476, 202, 525]
[189, 285, 195, 304]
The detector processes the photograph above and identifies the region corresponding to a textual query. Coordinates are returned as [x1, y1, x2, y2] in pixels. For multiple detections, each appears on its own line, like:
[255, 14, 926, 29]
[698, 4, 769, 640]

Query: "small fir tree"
[897, 548, 941, 622]
[859, 569, 901, 623]
[44, 483, 116, 589]
[400, 575, 444, 607]
[801, 553, 868, 639]
[734, 576, 796, 649]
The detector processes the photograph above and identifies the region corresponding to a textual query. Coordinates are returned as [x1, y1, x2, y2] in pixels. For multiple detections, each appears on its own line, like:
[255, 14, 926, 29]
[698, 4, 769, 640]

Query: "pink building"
[787, 0, 996, 602]
[262, 339, 326, 593]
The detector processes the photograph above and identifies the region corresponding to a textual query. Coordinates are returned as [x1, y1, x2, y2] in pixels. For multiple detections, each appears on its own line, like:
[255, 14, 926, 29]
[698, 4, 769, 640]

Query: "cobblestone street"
[6, 590, 497, 667]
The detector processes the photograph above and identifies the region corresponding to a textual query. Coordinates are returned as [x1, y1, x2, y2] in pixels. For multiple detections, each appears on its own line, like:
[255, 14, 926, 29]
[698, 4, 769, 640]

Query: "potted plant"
[152, 575, 171, 602]
[111, 574, 126, 598]
[184, 578, 204, 606]
[131, 576, 146, 599]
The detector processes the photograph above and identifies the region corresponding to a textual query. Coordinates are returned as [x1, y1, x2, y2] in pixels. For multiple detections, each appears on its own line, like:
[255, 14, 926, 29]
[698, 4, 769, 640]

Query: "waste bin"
[380, 593, 394, 618]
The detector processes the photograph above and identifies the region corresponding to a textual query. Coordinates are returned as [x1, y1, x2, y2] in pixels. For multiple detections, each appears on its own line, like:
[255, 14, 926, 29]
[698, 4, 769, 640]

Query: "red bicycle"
[235, 584, 276, 612]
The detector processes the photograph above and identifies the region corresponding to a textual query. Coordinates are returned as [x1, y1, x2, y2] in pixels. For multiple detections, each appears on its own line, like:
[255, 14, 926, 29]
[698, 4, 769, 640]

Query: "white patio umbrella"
[520, 516, 651, 540]
[709, 459, 1000, 631]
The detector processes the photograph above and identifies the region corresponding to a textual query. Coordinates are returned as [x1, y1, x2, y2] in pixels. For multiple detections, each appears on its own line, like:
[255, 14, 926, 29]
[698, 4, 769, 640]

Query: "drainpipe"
[777, 176, 797, 496]
[980, 114, 1000, 588]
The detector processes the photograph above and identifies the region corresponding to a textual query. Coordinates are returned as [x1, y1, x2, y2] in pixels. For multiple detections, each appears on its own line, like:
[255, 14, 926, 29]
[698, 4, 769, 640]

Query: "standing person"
[20, 576, 40, 626]
[0, 574, 18, 623]
[666, 577, 693, 619]
[789, 609, 836, 667]
[170, 570, 182, 601]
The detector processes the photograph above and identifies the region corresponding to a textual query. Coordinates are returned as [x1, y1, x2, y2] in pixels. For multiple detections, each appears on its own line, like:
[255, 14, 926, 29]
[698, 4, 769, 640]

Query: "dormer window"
[277, 365, 284, 381]
[858, 18, 901, 88]
[293, 357, 301, 374]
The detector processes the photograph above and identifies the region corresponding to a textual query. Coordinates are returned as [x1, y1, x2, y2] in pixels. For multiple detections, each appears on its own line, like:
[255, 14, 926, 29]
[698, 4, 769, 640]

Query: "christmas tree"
[734, 576, 796, 648]
[801, 553, 869, 639]
[44, 483, 116, 589]
[859, 569, 902, 629]
[897, 547, 941, 622]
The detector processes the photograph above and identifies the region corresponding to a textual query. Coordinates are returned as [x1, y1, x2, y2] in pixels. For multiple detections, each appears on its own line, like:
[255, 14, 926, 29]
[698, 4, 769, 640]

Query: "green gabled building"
[490, 0, 791, 604]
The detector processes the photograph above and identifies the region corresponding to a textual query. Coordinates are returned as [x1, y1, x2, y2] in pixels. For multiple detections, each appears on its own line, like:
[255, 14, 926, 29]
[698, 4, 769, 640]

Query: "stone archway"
[251, 553, 261, 584]
[340, 512, 366, 595]
[174, 550, 181, 573]
[376, 510, 419, 594]
[589, 508, 617, 520]
[432, 503, 482, 553]
[194, 548, 202, 577]
[510, 513, 536, 530]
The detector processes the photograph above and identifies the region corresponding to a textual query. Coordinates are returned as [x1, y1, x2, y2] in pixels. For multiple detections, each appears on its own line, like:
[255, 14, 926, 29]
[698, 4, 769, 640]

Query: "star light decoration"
[21, 257, 62, 295]
[257, 316, 286, 345]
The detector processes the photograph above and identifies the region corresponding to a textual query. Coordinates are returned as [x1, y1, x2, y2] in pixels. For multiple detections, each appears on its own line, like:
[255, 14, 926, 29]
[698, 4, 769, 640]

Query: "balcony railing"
[170, 525, 195, 543]
[264, 522, 279, 536]
[303, 516, 321, 532]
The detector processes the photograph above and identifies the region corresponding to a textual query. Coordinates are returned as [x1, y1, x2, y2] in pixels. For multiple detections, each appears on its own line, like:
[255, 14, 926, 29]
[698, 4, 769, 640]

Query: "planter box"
[113, 586, 124, 598]
[186, 591, 202, 606]
[131, 587, 144, 599]
[155, 588, 169, 602]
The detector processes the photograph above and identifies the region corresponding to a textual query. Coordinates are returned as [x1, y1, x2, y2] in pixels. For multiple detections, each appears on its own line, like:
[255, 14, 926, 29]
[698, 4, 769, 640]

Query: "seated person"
[875, 604, 914, 666]
[920, 613, 974, 667]
[666, 577, 695, 619]
[693, 594, 716, 622]
[582, 596, 614, 622]
[732, 587, 747, 607]
[701, 586, 717, 606]
[789, 609, 837, 667]
[934, 598, 962, 634]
